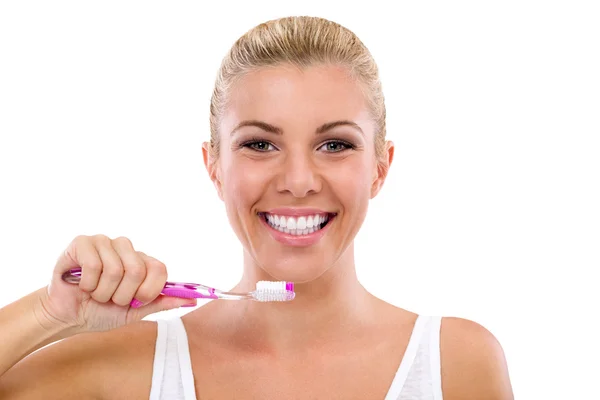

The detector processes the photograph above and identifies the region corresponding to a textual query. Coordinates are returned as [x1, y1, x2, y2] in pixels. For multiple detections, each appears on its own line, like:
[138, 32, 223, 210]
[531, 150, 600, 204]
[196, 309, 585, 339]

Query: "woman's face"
[204, 64, 392, 283]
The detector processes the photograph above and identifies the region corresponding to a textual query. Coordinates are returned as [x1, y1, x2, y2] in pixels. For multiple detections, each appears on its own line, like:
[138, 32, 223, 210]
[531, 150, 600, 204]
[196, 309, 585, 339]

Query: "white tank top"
[149, 315, 443, 400]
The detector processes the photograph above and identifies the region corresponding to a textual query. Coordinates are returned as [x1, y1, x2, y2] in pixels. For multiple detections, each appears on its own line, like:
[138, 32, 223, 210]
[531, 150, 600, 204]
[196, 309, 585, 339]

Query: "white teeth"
[297, 216, 307, 230]
[263, 212, 332, 235]
[286, 217, 297, 230]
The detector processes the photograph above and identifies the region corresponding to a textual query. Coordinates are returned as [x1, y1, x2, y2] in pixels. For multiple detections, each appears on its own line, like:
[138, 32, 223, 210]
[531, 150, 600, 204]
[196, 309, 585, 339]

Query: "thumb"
[133, 295, 197, 318]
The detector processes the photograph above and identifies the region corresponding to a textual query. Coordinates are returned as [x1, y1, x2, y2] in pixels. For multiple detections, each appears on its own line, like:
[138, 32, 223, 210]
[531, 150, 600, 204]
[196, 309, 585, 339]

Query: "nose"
[276, 150, 322, 198]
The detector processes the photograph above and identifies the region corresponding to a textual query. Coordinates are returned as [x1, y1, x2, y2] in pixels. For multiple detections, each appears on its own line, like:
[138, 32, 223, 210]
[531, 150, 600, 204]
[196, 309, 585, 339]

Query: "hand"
[36, 235, 196, 334]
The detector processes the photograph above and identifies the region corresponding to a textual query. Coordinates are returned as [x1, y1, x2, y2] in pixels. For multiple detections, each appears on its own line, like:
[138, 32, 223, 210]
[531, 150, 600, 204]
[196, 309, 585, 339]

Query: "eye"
[318, 140, 354, 153]
[243, 140, 276, 152]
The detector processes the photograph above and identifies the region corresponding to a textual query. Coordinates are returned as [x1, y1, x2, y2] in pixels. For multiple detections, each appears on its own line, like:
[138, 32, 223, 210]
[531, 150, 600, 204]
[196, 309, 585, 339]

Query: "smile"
[262, 212, 331, 235]
[257, 210, 336, 246]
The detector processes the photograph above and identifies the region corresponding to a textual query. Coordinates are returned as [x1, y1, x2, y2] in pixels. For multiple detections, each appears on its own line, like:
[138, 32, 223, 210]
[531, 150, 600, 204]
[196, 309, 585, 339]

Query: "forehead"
[221, 64, 373, 135]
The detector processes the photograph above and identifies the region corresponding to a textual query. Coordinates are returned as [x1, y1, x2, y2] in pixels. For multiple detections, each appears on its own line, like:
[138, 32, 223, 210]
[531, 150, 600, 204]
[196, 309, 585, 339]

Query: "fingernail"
[130, 299, 144, 308]
[181, 303, 196, 308]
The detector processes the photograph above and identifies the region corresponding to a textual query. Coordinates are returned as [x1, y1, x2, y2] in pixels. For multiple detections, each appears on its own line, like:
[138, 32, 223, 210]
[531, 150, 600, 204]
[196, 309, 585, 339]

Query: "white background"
[1, 1, 598, 398]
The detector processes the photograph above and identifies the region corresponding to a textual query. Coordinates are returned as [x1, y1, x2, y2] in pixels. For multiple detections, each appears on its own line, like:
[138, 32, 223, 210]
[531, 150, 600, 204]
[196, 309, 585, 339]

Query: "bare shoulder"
[440, 317, 514, 400]
[0, 320, 158, 400]
[91, 320, 159, 399]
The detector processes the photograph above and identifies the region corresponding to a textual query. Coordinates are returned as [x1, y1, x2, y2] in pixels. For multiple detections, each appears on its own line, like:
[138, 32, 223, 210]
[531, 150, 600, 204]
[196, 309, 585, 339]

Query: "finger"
[58, 236, 103, 293]
[130, 251, 168, 306]
[110, 237, 147, 306]
[90, 235, 124, 303]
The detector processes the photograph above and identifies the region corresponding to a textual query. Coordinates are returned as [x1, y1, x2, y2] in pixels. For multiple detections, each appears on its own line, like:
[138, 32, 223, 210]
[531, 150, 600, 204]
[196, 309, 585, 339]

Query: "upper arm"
[440, 317, 514, 400]
[0, 321, 157, 400]
[0, 331, 108, 399]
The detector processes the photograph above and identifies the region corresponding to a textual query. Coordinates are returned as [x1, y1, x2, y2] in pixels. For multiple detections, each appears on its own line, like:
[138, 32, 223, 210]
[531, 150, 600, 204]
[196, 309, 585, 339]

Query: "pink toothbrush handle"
[161, 283, 219, 300]
[62, 267, 218, 308]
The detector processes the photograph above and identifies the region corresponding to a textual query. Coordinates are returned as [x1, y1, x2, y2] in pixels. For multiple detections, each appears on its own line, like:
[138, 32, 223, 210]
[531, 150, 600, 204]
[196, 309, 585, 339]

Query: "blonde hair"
[209, 16, 386, 161]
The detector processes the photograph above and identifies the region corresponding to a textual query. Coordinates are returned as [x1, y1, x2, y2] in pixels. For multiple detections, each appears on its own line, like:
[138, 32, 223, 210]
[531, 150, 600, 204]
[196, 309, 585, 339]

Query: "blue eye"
[319, 141, 354, 153]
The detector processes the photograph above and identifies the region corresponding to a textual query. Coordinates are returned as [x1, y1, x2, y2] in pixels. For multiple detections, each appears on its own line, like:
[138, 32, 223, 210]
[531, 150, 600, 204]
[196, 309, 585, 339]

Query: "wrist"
[31, 286, 77, 336]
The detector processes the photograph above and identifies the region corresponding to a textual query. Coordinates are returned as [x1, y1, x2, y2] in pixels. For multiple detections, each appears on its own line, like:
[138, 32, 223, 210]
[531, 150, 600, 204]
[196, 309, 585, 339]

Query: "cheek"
[223, 157, 268, 208]
[326, 158, 374, 207]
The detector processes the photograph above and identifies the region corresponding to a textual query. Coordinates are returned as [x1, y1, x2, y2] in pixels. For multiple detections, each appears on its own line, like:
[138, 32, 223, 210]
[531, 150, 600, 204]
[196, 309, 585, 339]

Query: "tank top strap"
[149, 318, 197, 400]
[170, 317, 197, 400]
[429, 316, 443, 400]
[384, 315, 432, 399]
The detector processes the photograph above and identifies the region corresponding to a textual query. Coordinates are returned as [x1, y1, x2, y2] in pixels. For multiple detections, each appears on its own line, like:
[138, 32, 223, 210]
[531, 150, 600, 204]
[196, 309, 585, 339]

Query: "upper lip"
[260, 208, 335, 217]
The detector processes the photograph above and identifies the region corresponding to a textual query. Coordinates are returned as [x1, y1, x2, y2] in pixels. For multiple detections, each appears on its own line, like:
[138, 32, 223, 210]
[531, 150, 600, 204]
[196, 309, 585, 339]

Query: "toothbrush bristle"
[253, 281, 295, 302]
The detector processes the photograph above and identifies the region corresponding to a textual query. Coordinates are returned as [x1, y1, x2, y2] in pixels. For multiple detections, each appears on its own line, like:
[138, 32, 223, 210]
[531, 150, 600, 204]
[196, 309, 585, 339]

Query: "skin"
[183, 63, 512, 398]
[0, 63, 513, 399]
[198, 63, 393, 352]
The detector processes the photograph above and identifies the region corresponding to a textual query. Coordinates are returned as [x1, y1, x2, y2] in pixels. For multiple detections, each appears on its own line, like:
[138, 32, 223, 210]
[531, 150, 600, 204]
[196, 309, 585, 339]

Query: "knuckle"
[103, 266, 124, 281]
[148, 258, 167, 276]
[126, 264, 147, 280]
[72, 234, 89, 245]
[113, 236, 133, 248]
[86, 261, 103, 273]
[93, 234, 111, 244]
[71, 235, 91, 252]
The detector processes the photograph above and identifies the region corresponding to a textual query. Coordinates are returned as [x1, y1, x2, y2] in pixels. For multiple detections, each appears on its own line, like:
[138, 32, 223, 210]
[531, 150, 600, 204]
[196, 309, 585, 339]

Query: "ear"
[202, 141, 224, 201]
[370, 140, 394, 199]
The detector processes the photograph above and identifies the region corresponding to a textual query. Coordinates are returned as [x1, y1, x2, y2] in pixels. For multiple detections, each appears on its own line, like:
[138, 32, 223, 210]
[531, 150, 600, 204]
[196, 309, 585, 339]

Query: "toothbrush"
[61, 267, 295, 307]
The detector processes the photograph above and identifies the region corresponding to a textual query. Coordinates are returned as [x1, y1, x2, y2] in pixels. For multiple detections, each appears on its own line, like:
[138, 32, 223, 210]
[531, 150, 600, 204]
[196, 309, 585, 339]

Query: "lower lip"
[259, 215, 334, 247]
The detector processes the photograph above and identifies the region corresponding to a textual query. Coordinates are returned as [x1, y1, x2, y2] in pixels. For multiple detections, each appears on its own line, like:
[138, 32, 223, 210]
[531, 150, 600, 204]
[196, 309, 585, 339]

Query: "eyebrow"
[230, 119, 364, 136]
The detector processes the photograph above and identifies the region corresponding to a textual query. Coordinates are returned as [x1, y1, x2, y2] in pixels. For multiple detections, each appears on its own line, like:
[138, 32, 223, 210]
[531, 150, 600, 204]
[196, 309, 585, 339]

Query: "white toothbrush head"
[252, 281, 295, 302]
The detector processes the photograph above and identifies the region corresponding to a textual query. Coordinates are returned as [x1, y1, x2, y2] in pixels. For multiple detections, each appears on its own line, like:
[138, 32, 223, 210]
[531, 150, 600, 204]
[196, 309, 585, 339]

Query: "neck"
[219, 244, 376, 354]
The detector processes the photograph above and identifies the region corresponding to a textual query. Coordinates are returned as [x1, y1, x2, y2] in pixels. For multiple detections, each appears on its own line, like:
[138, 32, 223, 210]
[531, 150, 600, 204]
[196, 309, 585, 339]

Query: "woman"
[0, 16, 513, 399]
